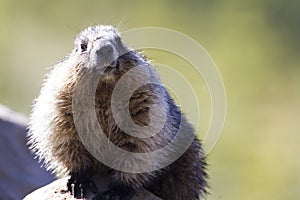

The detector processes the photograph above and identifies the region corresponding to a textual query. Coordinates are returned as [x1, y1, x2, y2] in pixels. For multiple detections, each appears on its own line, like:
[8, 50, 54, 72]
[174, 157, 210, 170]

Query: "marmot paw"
[67, 168, 97, 199]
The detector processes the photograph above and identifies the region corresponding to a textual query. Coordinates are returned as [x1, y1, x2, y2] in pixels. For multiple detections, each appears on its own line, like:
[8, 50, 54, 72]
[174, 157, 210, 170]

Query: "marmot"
[28, 25, 208, 200]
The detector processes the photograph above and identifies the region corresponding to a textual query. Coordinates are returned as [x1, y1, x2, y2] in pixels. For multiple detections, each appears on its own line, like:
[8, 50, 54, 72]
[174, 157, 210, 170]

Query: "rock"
[0, 104, 55, 200]
[23, 177, 74, 200]
[24, 176, 162, 200]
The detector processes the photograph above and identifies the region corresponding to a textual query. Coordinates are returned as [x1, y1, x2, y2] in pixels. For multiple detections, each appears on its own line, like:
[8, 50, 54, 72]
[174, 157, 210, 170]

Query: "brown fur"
[28, 25, 208, 200]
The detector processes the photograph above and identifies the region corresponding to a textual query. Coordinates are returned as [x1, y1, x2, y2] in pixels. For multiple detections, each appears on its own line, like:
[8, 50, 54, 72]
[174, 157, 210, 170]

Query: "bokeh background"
[0, 0, 299, 199]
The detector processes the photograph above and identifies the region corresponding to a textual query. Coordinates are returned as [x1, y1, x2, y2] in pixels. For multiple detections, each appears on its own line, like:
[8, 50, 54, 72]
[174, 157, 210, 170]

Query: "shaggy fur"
[28, 25, 208, 200]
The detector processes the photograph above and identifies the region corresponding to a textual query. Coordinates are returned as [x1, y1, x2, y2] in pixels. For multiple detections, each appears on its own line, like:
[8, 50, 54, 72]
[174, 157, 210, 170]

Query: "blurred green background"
[0, 0, 299, 199]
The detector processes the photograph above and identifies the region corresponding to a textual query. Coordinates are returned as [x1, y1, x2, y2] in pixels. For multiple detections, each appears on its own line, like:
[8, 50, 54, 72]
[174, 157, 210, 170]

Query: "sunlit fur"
[28, 25, 208, 199]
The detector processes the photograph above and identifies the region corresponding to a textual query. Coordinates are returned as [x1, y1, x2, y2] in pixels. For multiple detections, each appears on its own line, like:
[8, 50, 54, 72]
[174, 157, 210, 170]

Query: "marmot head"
[64, 25, 149, 85]
[74, 26, 124, 69]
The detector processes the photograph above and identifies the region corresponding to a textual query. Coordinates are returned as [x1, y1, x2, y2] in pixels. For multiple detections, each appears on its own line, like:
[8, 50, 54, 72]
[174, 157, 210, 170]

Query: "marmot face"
[65, 25, 151, 86]
[74, 25, 124, 70]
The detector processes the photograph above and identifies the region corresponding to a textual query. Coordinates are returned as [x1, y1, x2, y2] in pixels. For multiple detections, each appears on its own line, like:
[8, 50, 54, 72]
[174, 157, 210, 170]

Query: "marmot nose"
[96, 43, 114, 58]
[91, 40, 118, 69]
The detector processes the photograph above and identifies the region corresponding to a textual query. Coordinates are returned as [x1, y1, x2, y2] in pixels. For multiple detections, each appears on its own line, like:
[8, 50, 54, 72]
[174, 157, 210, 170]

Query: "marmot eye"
[80, 42, 88, 52]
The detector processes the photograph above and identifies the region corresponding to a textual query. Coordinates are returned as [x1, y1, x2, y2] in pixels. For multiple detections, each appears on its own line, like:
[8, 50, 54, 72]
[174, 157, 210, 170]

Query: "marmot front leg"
[51, 137, 98, 198]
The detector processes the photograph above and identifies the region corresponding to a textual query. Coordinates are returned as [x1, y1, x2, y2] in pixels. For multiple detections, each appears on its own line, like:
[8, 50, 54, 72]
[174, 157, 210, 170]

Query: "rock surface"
[24, 176, 162, 200]
[0, 104, 55, 200]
